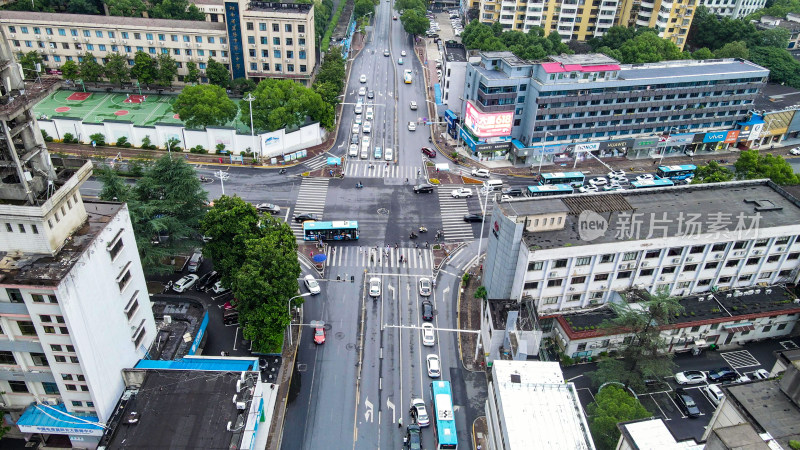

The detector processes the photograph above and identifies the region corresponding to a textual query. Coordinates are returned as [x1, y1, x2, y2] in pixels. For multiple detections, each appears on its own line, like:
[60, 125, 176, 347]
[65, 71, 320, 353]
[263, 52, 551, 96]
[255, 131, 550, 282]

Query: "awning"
[434, 84, 442, 104]
[694, 339, 708, 347]
[326, 157, 341, 166]
[16, 403, 104, 436]
[724, 323, 755, 333]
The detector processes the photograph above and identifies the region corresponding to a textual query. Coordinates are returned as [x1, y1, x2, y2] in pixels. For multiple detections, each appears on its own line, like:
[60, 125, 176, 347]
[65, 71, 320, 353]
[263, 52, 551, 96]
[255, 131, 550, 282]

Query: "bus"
[539, 172, 585, 187]
[630, 176, 674, 189]
[526, 184, 574, 197]
[404, 69, 413, 84]
[302, 221, 359, 241]
[656, 164, 696, 181]
[430, 380, 458, 450]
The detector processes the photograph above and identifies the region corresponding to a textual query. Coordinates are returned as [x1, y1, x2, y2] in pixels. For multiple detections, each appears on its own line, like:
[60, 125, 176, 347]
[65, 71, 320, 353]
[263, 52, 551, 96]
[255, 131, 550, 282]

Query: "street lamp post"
[288, 293, 313, 346]
[477, 184, 492, 263]
[658, 126, 679, 165]
[216, 170, 230, 196]
[244, 93, 257, 162]
[537, 131, 552, 175]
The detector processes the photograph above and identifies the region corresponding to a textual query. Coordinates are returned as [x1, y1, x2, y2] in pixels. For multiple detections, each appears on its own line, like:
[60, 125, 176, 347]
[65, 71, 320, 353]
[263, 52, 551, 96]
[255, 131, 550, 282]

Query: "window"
[711, 243, 727, 252]
[70, 356, 79, 363]
[272, 23, 279, 32]
[704, 262, 719, 270]
[299, 50, 306, 60]
[5, 223, 12, 232]
[762, 325, 772, 333]
[547, 279, 563, 287]
[528, 261, 543, 271]
[8, 381, 29, 393]
[133, 32, 141, 40]
[285, 24, 292, 32]
[0, 351, 17, 365]
[767, 255, 781, 263]
[738, 274, 752, 282]
[639, 268, 654, 276]
[645, 250, 661, 259]
[554, 259, 568, 268]
[571, 276, 586, 284]
[623, 252, 638, 261]
[568, 294, 582, 302]
[121, 31, 129, 39]
[593, 273, 609, 281]
[718, 276, 732, 283]
[759, 271, 773, 279]
[600, 254, 614, 263]
[733, 241, 747, 250]
[183, 35, 190, 42]
[788, 253, 800, 260]
[617, 271, 632, 279]
[54, 355, 66, 363]
[109, 237, 124, 260]
[690, 326, 701, 332]
[17, 321, 36, 335]
[42, 382, 59, 394]
[523, 281, 539, 290]
[31, 353, 49, 366]
[274, 49, 281, 58]
[117, 266, 132, 291]
[690, 245, 705, 254]
[667, 247, 683, 257]
[777, 323, 787, 330]
[746, 258, 760, 265]
[298, 24, 305, 33]
[754, 238, 768, 247]
[7, 288, 23, 303]
[683, 264, 697, 272]
[543, 296, 558, 304]
[662, 266, 676, 274]
[300, 64, 306, 72]
[575, 257, 591, 266]
[697, 279, 711, 286]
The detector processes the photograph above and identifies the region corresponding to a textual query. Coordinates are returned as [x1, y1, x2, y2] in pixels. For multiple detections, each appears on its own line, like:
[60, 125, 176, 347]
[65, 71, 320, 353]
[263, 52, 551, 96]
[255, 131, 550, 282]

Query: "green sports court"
[33, 89, 251, 133]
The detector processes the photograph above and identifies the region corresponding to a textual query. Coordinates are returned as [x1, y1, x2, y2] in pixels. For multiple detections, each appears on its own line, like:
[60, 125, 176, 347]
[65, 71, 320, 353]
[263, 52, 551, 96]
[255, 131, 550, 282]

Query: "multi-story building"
[460, 52, 768, 164]
[618, 0, 697, 47]
[0, 29, 156, 447]
[702, 0, 766, 18]
[483, 180, 800, 314]
[754, 14, 800, 50]
[0, 0, 316, 85]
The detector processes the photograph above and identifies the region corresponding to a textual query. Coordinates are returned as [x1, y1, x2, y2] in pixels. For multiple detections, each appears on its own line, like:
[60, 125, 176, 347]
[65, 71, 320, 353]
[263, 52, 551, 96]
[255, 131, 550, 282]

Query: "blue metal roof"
[434, 84, 442, 104]
[135, 357, 259, 372]
[16, 403, 104, 436]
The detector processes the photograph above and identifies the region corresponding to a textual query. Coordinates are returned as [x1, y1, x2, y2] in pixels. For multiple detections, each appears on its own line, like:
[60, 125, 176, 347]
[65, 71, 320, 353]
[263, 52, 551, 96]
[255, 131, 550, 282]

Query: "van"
[703, 384, 725, 406]
[187, 250, 204, 273]
[484, 179, 504, 191]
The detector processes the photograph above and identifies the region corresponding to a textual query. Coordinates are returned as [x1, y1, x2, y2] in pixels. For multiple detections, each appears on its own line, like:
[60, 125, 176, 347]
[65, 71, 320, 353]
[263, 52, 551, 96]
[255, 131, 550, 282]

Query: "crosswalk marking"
[438, 185, 474, 241]
[303, 154, 329, 171]
[720, 350, 760, 369]
[290, 178, 330, 240]
[344, 160, 424, 180]
[324, 245, 434, 269]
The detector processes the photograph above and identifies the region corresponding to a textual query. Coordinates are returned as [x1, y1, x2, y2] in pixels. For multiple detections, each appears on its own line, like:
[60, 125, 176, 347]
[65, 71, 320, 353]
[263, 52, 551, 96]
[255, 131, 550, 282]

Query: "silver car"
[369, 277, 381, 297]
[419, 277, 432, 296]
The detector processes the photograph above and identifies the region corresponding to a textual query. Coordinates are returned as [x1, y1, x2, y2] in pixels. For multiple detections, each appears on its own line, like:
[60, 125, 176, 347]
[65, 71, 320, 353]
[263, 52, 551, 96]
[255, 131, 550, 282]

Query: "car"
[354, 103, 363, 114]
[675, 370, 707, 385]
[209, 280, 230, 294]
[369, 277, 381, 297]
[419, 277, 432, 296]
[351, 123, 360, 134]
[674, 388, 701, 418]
[354, 114, 362, 124]
[421, 323, 435, 347]
[385, 148, 393, 161]
[451, 187, 473, 198]
[398, 58, 404, 65]
[304, 274, 321, 295]
[421, 300, 433, 321]
[421, 147, 436, 158]
[578, 185, 599, 193]
[502, 187, 523, 197]
[363, 121, 372, 133]
[751, 369, 770, 380]
[173, 274, 199, 293]
[358, 86, 366, 96]
[635, 174, 654, 182]
[426, 354, 441, 377]
[410, 101, 418, 110]
[195, 270, 219, 291]
[589, 177, 608, 186]
[607, 170, 626, 180]
[684, 176, 694, 184]
[359, 74, 367, 83]
[187, 249, 204, 273]
[471, 168, 490, 178]
[362, 136, 371, 148]
[360, 146, 369, 159]
[349, 144, 359, 157]
[436, 70, 442, 79]
[414, 184, 434, 193]
[393, 15, 397, 20]
[401, 50, 407, 57]
[790, 147, 800, 155]
[708, 367, 738, 383]
[405, 424, 421, 450]
[255, 203, 281, 215]
[383, 49, 390, 56]
[408, 122, 416, 131]
[351, 133, 359, 144]
[500, 195, 512, 202]
[463, 213, 483, 223]
[366, 107, 374, 121]
[367, 90, 374, 99]
[403, 69, 413, 84]
[374, 146, 382, 159]
[703, 384, 725, 407]
[312, 320, 325, 344]
[602, 184, 624, 191]
[410, 398, 430, 427]
[294, 213, 319, 223]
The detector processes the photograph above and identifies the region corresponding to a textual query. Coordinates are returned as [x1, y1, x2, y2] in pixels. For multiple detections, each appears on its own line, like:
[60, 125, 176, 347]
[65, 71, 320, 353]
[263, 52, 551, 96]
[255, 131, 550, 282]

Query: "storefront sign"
[633, 138, 658, 149]
[724, 130, 740, 143]
[600, 139, 634, 151]
[574, 142, 600, 153]
[666, 134, 694, 146]
[476, 141, 511, 151]
[463, 102, 513, 138]
[702, 131, 728, 143]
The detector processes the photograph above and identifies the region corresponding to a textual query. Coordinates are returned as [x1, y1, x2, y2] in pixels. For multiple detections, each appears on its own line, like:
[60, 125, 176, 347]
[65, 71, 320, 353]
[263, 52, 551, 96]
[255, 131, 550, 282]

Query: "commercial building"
[458, 52, 768, 165]
[0, 28, 156, 447]
[483, 180, 800, 314]
[0, 0, 316, 85]
[485, 360, 595, 450]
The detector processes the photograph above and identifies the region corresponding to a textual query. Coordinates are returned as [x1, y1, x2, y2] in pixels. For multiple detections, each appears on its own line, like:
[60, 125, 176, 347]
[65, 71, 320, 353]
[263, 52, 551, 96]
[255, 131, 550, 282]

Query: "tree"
[97, 166, 133, 202]
[89, 132, 106, 146]
[184, 61, 200, 84]
[67, 0, 100, 14]
[151, 0, 205, 20]
[394, 0, 426, 12]
[314, 81, 342, 107]
[103, 53, 130, 86]
[586, 385, 651, 450]
[401, 9, 430, 36]
[247, 79, 334, 132]
[18, 51, 43, 78]
[231, 77, 257, 95]
[314, 47, 346, 93]
[155, 53, 178, 86]
[714, 41, 750, 59]
[588, 288, 683, 393]
[106, 0, 146, 16]
[615, 32, 687, 63]
[692, 47, 713, 59]
[78, 53, 103, 83]
[206, 58, 231, 88]
[734, 150, 800, 185]
[131, 51, 157, 86]
[354, 0, 374, 18]
[61, 60, 80, 82]
[692, 160, 735, 183]
[173, 84, 238, 129]
[748, 46, 800, 87]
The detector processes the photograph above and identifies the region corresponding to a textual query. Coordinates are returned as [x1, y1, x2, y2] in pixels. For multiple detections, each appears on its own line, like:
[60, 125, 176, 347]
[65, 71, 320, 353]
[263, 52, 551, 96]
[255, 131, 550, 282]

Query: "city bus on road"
[526, 184, 574, 197]
[539, 172, 585, 187]
[656, 164, 696, 181]
[430, 380, 458, 449]
[630, 176, 675, 189]
[303, 221, 359, 241]
[403, 69, 413, 84]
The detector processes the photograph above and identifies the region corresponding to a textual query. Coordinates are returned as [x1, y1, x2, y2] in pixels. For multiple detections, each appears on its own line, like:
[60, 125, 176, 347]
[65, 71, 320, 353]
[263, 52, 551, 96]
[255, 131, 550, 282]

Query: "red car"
[421, 147, 436, 158]
[312, 320, 326, 344]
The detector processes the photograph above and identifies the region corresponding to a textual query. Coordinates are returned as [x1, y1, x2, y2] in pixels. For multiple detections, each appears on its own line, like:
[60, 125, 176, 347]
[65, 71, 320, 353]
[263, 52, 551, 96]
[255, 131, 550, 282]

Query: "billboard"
[463, 102, 513, 138]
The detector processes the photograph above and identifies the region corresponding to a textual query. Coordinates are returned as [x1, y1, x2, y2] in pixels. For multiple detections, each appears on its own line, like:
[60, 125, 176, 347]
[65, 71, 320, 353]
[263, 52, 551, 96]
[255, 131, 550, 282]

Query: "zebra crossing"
[720, 350, 761, 370]
[325, 245, 434, 270]
[344, 160, 424, 180]
[438, 185, 475, 241]
[303, 154, 330, 171]
[290, 178, 329, 240]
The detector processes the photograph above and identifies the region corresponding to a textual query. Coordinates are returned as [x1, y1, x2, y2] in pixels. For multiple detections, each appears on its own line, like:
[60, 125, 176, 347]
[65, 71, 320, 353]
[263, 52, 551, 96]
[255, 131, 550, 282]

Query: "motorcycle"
[419, 226, 428, 233]
[356, 182, 364, 189]
[409, 232, 418, 239]
[279, 168, 287, 174]
[198, 176, 212, 183]
[163, 280, 173, 293]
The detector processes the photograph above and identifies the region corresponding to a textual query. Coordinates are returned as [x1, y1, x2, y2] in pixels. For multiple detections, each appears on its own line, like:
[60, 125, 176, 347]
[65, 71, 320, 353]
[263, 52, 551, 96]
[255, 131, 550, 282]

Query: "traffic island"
[432, 242, 462, 270]
[458, 263, 487, 373]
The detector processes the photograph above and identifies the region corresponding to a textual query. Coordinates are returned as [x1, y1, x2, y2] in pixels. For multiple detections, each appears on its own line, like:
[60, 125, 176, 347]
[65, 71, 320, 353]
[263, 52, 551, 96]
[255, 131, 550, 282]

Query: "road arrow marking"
[365, 397, 374, 423]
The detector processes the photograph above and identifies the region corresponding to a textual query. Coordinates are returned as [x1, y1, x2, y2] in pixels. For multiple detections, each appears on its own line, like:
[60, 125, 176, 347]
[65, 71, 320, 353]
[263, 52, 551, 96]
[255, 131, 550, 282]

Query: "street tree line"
[692, 150, 800, 185]
[394, 0, 431, 36]
[2, 0, 205, 20]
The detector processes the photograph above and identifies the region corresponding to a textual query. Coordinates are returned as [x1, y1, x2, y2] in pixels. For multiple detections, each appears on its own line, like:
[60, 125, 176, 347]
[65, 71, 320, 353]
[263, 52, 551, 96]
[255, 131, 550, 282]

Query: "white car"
[363, 121, 372, 133]
[635, 174, 655, 182]
[589, 177, 608, 186]
[675, 370, 708, 385]
[408, 122, 417, 131]
[383, 49, 390, 56]
[401, 50, 407, 57]
[426, 354, 441, 378]
[421, 323, 435, 346]
[703, 384, 725, 407]
[359, 74, 367, 83]
[358, 86, 366, 96]
[410, 101, 418, 110]
[349, 144, 359, 157]
[578, 185, 599, 193]
[304, 274, 321, 295]
[471, 168, 490, 178]
[419, 277, 432, 296]
[173, 274, 199, 293]
[607, 170, 626, 180]
[354, 114, 362, 124]
[362, 136, 370, 148]
[355, 103, 363, 114]
[369, 277, 381, 297]
[209, 280, 230, 294]
[410, 398, 430, 427]
[366, 107, 374, 121]
[351, 123, 359, 134]
[602, 184, 624, 191]
[451, 187, 473, 198]
[751, 369, 770, 380]
[360, 145, 369, 159]
[384, 148, 393, 161]
[790, 147, 800, 155]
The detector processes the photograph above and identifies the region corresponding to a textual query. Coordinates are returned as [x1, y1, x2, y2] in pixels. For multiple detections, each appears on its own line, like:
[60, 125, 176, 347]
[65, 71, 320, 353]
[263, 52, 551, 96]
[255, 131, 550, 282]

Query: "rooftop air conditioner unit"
[715, 254, 722, 259]
[659, 276, 666, 281]
[222, 44, 227, 49]
[687, 257, 694, 262]
[642, 261, 650, 267]
[9, 34, 14, 38]
[185, 42, 191, 47]
[236, 401, 247, 410]
[46, 398, 59, 406]
[734, 251, 744, 256]
[776, 247, 785, 252]
[299, 33, 305, 37]
[753, 250, 763, 255]
[672, 258, 680, 263]
[262, 58, 267, 62]
[46, 35, 52, 39]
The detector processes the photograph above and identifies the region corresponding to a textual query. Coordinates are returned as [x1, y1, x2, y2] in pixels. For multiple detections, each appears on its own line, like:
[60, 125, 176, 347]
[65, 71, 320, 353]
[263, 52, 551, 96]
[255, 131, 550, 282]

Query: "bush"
[41, 130, 54, 142]
[62, 132, 77, 143]
[240, 151, 255, 158]
[462, 273, 471, 286]
[116, 136, 132, 148]
[215, 143, 227, 154]
[190, 145, 208, 154]
[560, 354, 575, 366]
[164, 137, 181, 152]
[788, 440, 800, 450]
[89, 133, 106, 146]
[140, 135, 156, 150]
[429, 178, 441, 185]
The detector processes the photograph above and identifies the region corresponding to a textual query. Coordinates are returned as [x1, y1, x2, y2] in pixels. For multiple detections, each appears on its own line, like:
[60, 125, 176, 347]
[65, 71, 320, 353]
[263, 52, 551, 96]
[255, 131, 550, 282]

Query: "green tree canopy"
[231, 77, 257, 95]
[734, 150, 800, 184]
[247, 78, 334, 132]
[173, 84, 238, 129]
[692, 160, 735, 183]
[184, 61, 200, 84]
[67, 0, 99, 14]
[131, 51, 157, 86]
[714, 41, 750, 59]
[587, 385, 651, 450]
[746, 0, 800, 21]
[60, 60, 80, 81]
[78, 53, 103, 83]
[156, 53, 178, 86]
[692, 47, 713, 59]
[106, 0, 146, 16]
[103, 53, 130, 86]
[151, 0, 205, 20]
[615, 31, 687, 63]
[354, 0, 374, 18]
[461, 21, 571, 59]
[17, 51, 43, 79]
[394, 0, 426, 12]
[401, 9, 430, 35]
[206, 58, 231, 88]
[749, 45, 800, 86]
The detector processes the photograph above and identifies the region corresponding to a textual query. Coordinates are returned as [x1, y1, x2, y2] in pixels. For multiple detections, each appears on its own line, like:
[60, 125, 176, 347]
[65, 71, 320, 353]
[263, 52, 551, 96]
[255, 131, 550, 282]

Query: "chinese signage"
[463, 102, 513, 138]
[578, 210, 761, 242]
[702, 130, 740, 143]
[224, 2, 246, 80]
[17, 424, 104, 436]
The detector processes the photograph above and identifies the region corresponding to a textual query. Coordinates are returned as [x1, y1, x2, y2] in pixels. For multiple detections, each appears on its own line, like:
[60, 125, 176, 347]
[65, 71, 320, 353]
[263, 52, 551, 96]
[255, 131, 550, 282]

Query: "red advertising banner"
[464, 102, 513, 138]
[724, 130, 740, 143]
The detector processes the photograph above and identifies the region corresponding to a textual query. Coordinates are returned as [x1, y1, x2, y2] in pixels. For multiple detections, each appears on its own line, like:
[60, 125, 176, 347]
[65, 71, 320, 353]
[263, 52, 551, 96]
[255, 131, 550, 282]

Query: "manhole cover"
[336, 332, 346, 340]
[377, 208, 389, 215]
[297, 364, 308, 372]
[346, 343, 356, 350]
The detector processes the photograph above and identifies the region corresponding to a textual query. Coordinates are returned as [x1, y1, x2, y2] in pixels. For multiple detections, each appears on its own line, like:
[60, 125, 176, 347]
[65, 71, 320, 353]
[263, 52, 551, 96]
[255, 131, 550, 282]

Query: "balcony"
[0, 77, 61, 121]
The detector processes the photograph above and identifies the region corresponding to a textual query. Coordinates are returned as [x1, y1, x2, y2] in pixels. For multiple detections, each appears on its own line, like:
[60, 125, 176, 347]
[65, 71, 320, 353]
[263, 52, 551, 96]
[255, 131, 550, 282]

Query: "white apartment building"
[702, 0, 765, 18]
[0, 28, 155, 448]
[484, 180, 800, 314]
[0, 0, 316, 85]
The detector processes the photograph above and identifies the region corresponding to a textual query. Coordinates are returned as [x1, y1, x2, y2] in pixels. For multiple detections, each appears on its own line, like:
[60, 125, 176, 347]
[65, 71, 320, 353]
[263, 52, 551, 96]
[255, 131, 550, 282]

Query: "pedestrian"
[399, 418, 402, 427]
[310, 251, 313, 257]
[370, 254, 374, 263]
[425, 242, 429, 249]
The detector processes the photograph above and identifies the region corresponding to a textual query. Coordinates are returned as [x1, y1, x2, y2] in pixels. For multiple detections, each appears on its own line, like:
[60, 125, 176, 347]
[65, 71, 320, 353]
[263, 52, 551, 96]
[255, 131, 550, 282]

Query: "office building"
[460, 52, 768, 164]
[0, 28, 156, 447]
[483, 180, 800, 314]
[485, 360, 595, 450]
[0, 0, 316, 85]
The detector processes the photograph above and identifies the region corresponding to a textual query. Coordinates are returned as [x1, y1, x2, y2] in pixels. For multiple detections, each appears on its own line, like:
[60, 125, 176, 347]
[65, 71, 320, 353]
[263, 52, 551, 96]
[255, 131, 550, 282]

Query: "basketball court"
[34, 90, 250, 132]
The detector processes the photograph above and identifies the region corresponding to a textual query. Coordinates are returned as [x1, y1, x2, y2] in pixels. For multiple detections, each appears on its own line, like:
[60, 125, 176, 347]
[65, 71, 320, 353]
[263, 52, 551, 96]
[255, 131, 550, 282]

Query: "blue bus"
[430, 381, 458, 450]
[526, 184, 574, 197]
[540, 172, 585, 187]
[656, 164, 696, 181]
[302, 221, 359, 241]
[630, 176, 675, 189]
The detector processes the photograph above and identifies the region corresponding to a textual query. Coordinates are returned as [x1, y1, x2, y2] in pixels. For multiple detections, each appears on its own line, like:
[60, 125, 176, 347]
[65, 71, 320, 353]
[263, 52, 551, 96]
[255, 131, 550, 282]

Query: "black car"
[367, 90, 375, 99]
[464, 214, 483, 223]
[294, 213, 319, 223]
[404, 424, 421, 450]
[195, 270, 220, 291]
[708, 366, 738, 383]
[255, 203, 281, 215]
[421, 147, 436, 158]
[502, 187, 523, 197]
[413, 184, 434, 194]
[674, 388, 701, 418]
[421, 300, 433, 321]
